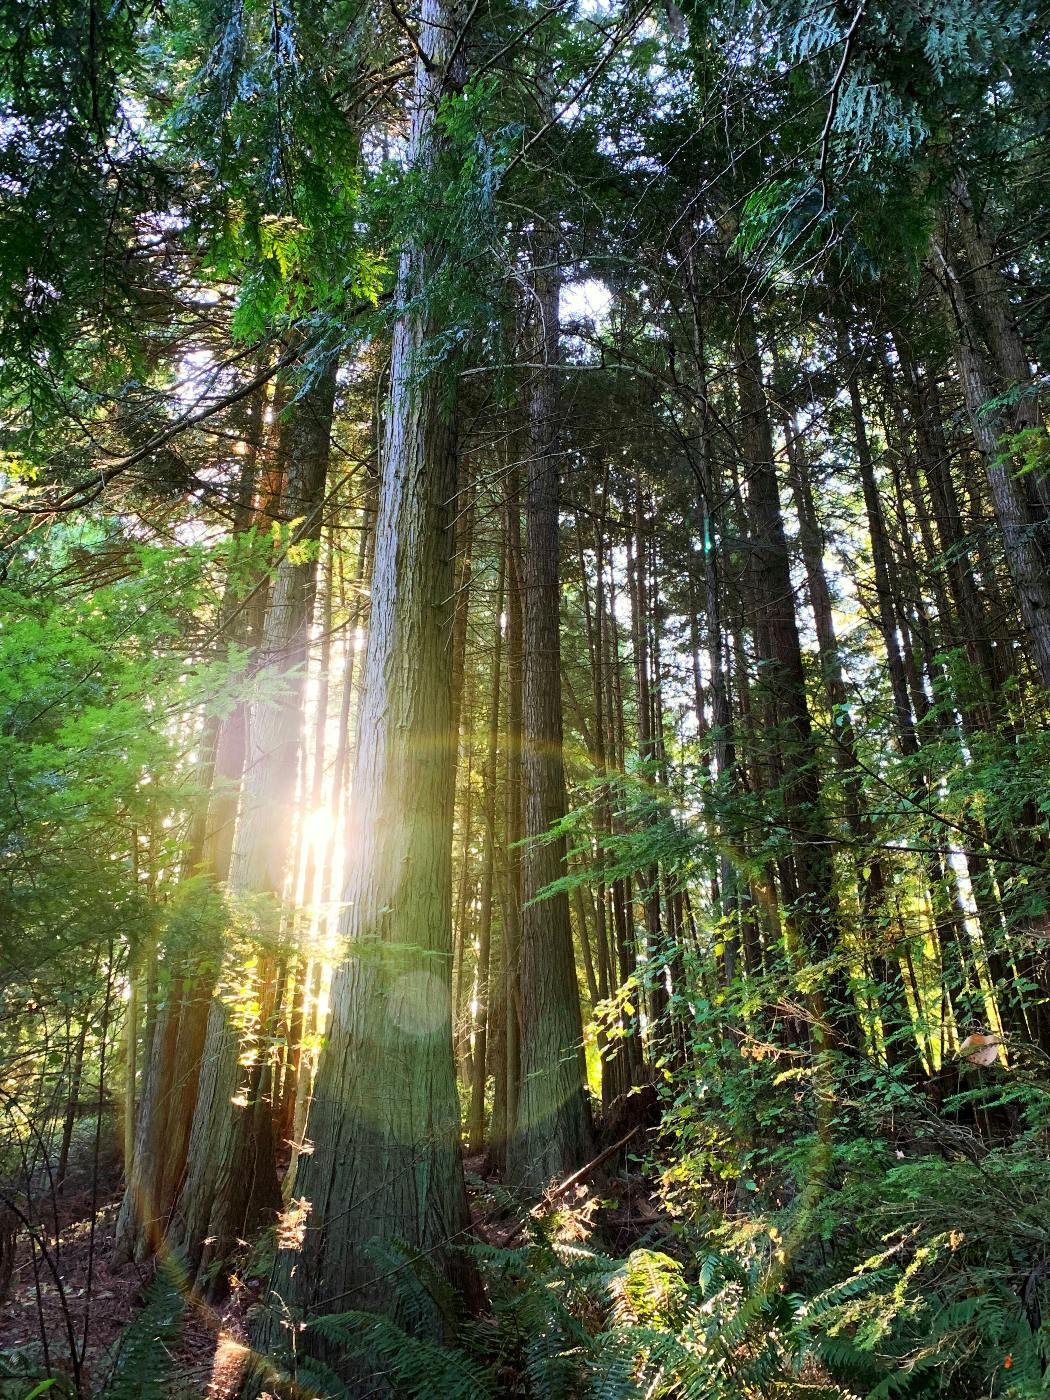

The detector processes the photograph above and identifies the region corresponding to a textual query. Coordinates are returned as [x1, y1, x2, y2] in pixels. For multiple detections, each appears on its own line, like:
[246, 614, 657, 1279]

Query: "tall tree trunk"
[604, 559, 646, 1091]
[844, 340, 920, 759]
[283, 957, 324, 1201]
[784, 410, 902, 1062]
[629, 492, 668, 1044]
[678, 242, 748, 993]
[577, 497, 617, 1104]
[468, 554, 505, 1153]
[953, 180, 1050, 514]
[56, 1015, 88, 1193]
[932, 235, 1050, 687]
[122, 967, 139, 1177]
[167, 360, 338, 1293]
[490, 471, 525, 1167]
[322, 476, 376, 911]
[245, 7, 480, 1378]
[735, 311, 855, 1050]
[298, 544, 336, 912]
[453, 734, 477, 1082]
[895, 347, 1007, 709]
[112, 435, 264, 1266]
[508, 211, 594, 1191]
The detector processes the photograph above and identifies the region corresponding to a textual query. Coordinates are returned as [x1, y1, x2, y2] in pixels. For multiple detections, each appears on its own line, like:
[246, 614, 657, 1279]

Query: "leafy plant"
[95, 1254, 188, 1400]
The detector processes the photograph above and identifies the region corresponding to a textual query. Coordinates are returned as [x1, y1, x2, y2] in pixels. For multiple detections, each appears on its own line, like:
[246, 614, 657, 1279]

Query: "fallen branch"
[504, 1125, 642, 1243]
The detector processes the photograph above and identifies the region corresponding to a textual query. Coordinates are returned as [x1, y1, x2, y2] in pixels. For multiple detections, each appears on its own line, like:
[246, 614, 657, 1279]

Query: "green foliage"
[2, 3, 1049, 1399]
[259, 1211, 871, 1399]
[0, 1259, 187, 1400]
[363, 70, 518, 402]
[96, 1254, 188, 1400]
[733, 173, 934, 284]
[550, 676, 1050, 1400]
[0, 1357, 61, 1400]
[701, 0, 1046, 280]
[0, 0, 163, 417]
[0, 529, 237, 978]
[308, 1311, 494, 1400]
[163, 0, 386, 339]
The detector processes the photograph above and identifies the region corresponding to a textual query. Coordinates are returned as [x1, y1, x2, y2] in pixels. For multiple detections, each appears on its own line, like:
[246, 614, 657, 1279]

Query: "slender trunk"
[573, 882, 600, 1009]
[322, 480, 376, 909]
[277, 954, 305, 1142]
[845, 343, 920, 758]
[57, 1017, 88, 1193]
[283, 957, 324, 1201]
[679, 256, 743, 979]
[785, 408, 904, 1063]
[587, 488, 630, 1102]
[629, 493, 667, 1042]
[493, 472, 525, 1162]
[122, 970, 138, 1176]
[576, 500, 615, 1095]
[467, 554, 505, 1153]
[299, 545, 335, 911]
[953, 181, 1050, 514]
[604, 560, 646, 1091]
[450, 476, 476, 742]
[899, 350, 1006, 701]
[453, 737, 476, 1080]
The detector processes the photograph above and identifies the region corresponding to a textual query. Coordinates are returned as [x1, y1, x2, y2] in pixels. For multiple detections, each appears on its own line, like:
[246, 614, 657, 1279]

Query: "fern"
[308, 1309, 494, 1399]
[291, 1358, 360, 1398]
[262, 1220, 952, 1400]
[582, 1331, 647, 1400]
[96, 1252, 187, 1400]
[365, 1235, 465, 1335]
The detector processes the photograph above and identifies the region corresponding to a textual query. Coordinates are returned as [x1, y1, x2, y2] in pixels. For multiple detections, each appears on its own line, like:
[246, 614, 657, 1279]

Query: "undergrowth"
[246, 1052, 1050, 1400]
[5, 1073, 1047, 1399]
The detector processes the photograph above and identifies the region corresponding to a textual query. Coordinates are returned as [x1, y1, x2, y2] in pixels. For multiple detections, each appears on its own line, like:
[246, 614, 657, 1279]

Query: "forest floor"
[0, 1168, 255, 1398]
[1, 1150, 669, 1398]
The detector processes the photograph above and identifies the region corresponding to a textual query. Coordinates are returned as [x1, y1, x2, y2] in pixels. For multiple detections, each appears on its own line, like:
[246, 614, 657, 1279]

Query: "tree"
[243, 0, 483, 1382]
[163, 359, 338, 1292]
[507, 199, 595, 1192]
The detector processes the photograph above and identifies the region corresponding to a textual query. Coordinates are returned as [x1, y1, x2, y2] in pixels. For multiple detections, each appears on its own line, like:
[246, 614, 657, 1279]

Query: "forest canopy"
[1, 0, 1049, 1397]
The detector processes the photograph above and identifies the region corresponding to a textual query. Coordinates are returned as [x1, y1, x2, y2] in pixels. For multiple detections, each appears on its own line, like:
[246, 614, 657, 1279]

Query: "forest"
[0, 0, 1048, 1395]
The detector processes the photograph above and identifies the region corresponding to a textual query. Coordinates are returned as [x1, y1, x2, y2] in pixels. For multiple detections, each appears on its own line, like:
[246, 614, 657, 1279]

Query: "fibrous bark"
[243, 2, 480, 1385]
[508, 210, 594, 1191]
